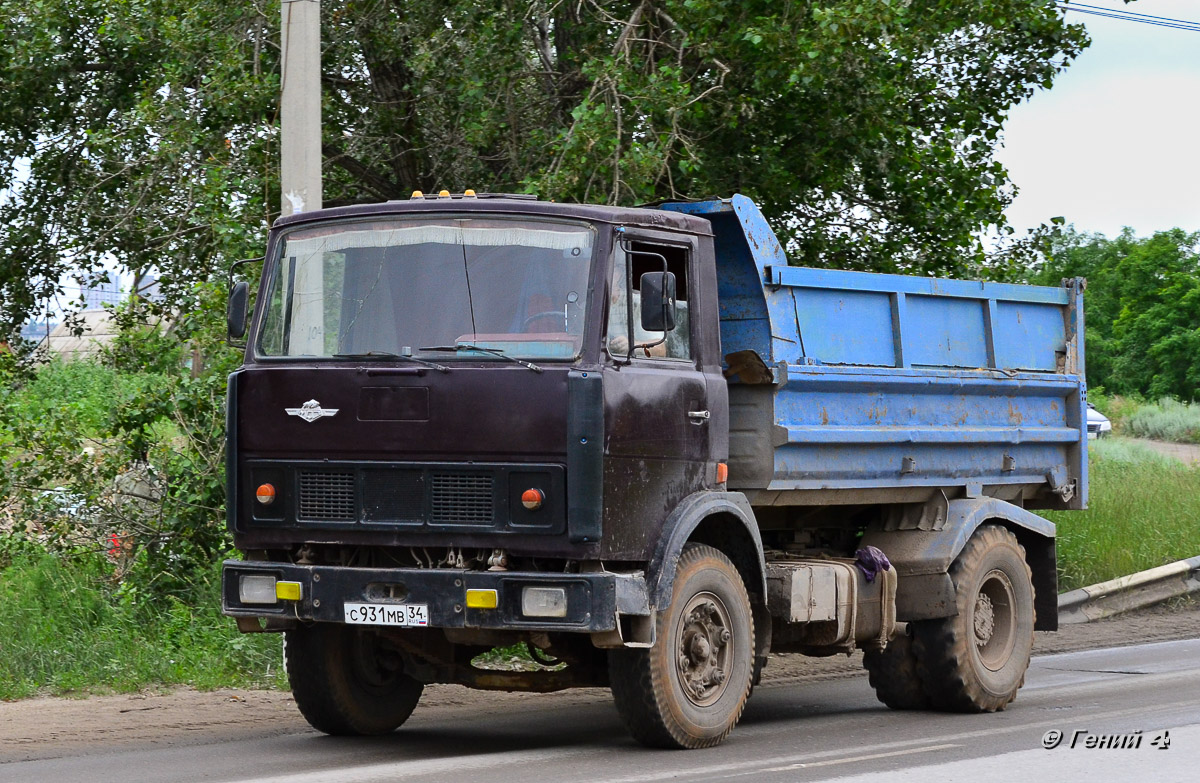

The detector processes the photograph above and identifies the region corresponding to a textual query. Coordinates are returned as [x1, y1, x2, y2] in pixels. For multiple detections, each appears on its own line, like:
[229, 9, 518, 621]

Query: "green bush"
[1122, 398, 1200, 443]
[0, 296, 240, 597]
[0, 546, 286, 699]
[1048, 438, 1200, 590]
[5, 359, 133, 438]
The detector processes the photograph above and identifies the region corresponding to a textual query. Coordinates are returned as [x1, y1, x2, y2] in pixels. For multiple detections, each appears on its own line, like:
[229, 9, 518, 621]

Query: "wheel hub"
[676, 593, 734, 707]
[974, 592, 996, 646]
[974, 569, 1018, 672]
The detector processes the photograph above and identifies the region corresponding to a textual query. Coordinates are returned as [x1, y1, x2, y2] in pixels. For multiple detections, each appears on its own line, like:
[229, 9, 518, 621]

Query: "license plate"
[344, 602, 429, 627]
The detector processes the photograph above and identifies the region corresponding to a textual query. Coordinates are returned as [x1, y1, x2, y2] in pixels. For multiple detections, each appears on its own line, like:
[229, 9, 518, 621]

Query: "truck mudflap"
[222, 561, 648, 634]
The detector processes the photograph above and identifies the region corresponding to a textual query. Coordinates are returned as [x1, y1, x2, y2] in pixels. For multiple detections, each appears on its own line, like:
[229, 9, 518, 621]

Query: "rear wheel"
[285, 624, 423, 735]
[913, 525, 1035, 712]
[862, 626, 930, 710]
[609, 543, 754, 749]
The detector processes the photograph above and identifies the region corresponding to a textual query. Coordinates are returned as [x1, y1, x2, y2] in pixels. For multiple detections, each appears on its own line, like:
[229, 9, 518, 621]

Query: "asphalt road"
[5, 639, 1198, 783]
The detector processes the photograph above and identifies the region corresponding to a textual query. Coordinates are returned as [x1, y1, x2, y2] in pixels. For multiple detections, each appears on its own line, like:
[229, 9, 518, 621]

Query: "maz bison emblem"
[285, 399, 339, 423]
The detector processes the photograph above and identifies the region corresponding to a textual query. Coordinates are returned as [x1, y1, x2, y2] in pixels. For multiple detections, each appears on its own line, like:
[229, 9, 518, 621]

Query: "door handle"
[688, 410, 711, 421]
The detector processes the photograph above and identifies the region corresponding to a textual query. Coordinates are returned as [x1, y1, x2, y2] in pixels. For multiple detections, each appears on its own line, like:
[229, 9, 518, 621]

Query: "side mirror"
[227, 281, 250, 340]
[639, 271, 677, 332]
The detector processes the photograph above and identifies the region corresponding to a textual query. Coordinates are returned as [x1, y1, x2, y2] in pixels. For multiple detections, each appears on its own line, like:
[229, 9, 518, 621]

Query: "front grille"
[298, 470, 356, 521]
[251, 461, 561, 532]
[362, 470, 424, 522]
[1087, 423, 1101, 432]
[430, 473, 494, 524]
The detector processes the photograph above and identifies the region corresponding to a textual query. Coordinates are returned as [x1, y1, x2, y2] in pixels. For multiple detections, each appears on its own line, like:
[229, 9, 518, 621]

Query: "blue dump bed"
[663, 196, 1087, 511]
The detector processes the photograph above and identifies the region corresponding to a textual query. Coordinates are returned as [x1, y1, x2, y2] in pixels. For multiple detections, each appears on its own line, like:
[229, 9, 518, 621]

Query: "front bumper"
[222, 560, 649, 634]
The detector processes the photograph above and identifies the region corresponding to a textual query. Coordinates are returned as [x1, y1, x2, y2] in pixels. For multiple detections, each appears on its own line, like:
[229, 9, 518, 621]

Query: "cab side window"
[607, 242, 691, 360]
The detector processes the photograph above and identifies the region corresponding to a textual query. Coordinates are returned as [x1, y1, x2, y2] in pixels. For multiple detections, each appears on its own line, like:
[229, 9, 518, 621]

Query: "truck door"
[601, 233, 715, 557]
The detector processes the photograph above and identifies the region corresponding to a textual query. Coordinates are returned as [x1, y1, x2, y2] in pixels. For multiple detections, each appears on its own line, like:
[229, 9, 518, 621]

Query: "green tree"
[1031, 228, 1200, 400]
[1, 0, 1089, 333]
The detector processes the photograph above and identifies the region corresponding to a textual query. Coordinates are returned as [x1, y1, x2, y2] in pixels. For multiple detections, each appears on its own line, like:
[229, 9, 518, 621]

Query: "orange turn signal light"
[521, 488, 545, 510]
[256, 483, 276, 505]
[716, 462, 728, 485]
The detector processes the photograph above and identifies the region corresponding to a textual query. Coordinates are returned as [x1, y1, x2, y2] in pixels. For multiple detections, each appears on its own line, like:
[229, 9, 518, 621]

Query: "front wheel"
[609, 543, 754, 749]
[285, 624, 423, 735]
[913, 525, 1035, 712]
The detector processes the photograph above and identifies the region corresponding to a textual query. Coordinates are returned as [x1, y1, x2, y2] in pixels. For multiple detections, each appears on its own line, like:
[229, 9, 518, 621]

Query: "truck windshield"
[257, 217, 594, 361]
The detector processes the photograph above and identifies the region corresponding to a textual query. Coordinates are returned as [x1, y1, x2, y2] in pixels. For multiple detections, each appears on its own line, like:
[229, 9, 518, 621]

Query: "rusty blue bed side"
[660, 196, 1088, 510]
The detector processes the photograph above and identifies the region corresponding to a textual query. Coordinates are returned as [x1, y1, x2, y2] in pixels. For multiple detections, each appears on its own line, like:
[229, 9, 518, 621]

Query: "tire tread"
[609, 543, 754, 749]
[863, 628, 931, 710]
[911, 525, 1035, 712]
[286, 625, 423, 736]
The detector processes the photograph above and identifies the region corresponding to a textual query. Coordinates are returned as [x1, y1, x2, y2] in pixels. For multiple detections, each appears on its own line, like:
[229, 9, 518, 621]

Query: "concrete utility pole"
[280, 0, 322, 217]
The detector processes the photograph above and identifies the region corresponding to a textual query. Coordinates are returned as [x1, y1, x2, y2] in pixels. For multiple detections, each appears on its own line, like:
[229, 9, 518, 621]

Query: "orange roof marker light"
[438, 190, 451, 198]
[410, 190, 424, 199]
[464, 189, 477, 198]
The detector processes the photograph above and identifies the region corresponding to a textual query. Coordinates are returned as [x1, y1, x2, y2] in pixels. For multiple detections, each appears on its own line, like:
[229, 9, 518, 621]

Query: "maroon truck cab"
[222, 195, 735, 693]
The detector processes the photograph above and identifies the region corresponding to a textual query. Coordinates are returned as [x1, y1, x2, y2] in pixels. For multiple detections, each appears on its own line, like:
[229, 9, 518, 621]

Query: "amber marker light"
[521, 488, 545, 510]
[464, 189, 477, 197]
[466, 589, 498, 609]
[438, 189, 451, 197]
[411, 190, 424, 199]
[716, 462, 728, 485]
[256, 483, 276, 505]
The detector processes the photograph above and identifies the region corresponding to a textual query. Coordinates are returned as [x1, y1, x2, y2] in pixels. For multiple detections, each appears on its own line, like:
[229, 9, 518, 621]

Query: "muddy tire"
[912, 524, 1035, 712]
[285, 624, 423, 735]
[863, 627, 931, 710]
[609, 543, 754, 749]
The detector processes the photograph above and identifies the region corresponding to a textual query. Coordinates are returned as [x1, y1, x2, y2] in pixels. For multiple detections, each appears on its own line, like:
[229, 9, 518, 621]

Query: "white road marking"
[559, 695, 1199, 783]
[234, 747, 594, 783]
[758, 744, 960, 773]
[817, 724, 1200, 783]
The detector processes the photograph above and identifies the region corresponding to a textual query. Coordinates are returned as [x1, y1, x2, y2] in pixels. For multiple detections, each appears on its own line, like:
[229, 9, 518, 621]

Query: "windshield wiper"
[419, 344, 543, 373]
[333, 351, 450, 373]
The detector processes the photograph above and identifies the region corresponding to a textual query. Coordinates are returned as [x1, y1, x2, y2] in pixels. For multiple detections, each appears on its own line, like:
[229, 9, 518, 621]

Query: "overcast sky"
[996, 0, 1200, 239]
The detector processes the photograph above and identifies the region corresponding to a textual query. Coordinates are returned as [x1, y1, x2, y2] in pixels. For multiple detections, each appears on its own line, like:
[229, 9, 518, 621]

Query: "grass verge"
[0, 547, 287, 700]
[1047, 437, 1200, 590]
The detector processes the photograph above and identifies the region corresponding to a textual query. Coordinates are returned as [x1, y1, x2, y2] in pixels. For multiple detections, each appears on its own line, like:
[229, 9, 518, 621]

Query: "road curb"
[1058, 555, 1200, 624]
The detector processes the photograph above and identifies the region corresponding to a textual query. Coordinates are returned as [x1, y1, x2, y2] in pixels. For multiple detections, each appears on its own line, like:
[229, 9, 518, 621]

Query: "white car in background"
[1086, 402, 1112, 439]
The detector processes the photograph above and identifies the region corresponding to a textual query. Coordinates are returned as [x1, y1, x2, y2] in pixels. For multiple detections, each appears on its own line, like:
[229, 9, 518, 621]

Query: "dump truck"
[222, 193, 1086, 749]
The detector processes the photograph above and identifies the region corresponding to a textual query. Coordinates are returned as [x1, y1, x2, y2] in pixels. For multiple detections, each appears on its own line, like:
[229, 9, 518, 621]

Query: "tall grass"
[1047, 438, 1200, 590]
[0, 545, 287, 699]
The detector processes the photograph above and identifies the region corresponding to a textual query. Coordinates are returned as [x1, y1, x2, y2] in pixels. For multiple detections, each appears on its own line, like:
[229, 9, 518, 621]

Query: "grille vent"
[430, 473, 494, 524]
[298, 470, 356, 521]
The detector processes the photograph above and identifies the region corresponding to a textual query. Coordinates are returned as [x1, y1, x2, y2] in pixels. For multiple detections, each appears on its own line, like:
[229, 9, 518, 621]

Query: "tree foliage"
[0, 1, 1095, 598]
[1, 0, 1089, 333]
[0, 291, 240, 597]
[1029, 228, 1200, 401]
